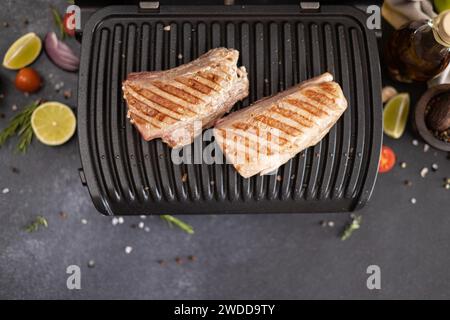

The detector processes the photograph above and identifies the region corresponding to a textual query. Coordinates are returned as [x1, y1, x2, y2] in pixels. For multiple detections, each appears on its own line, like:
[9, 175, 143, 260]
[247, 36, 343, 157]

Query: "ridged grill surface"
[78, 5, 382, 215]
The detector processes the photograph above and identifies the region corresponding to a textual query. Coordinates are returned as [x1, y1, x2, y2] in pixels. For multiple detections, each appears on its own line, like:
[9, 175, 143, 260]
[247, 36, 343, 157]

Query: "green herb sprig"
[0, 101, 40, 153]
[341, 215, 362, 241]
[25, 216, 48, 233]
[161, 215, 194, 234]
[51, 6, 66, 39]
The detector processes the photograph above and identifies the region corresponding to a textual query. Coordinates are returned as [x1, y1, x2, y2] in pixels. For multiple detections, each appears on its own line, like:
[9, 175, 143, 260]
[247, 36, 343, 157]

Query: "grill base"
[78, 5, 382, 215]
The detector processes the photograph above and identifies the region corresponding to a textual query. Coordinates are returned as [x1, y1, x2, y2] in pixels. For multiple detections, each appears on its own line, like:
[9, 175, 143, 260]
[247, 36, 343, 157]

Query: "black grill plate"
[78, 5, 382, 215]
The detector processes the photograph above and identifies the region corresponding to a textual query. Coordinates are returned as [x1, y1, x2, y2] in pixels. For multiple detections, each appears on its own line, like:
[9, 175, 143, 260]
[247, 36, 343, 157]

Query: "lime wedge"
[434, 0, 450, 13]
[31, 102, 76, 146]
[383, 93, 410, 139]
[3, 32, 42, 70]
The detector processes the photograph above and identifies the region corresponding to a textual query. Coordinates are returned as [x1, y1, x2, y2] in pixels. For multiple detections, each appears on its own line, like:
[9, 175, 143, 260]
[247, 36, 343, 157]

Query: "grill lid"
[77, 4, 382, 215]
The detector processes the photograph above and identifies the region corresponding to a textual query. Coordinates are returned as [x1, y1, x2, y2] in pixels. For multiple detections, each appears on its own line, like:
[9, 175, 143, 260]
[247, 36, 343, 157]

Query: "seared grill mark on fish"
[122, 48, 249, 147]
[214, 72, 348, 178]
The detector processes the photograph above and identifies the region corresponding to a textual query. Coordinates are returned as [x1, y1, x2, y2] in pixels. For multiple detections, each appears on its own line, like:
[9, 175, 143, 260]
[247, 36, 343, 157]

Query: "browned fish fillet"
[214, 73, 348, 178]
[122, 48, 249, 148]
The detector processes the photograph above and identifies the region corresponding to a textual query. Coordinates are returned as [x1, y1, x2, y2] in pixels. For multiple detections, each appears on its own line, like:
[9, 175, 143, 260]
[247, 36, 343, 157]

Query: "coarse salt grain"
[118, 217, 124, 224]
[420, 167, 429, 178]
[112, 217, 119, 226]
[411, 198, 417, 204]
[412, 139, 419, 146]
[125, 246, 133, 254]
[81, 219, 88, 224]
[138, 222, 144, 229]
[163, 25, 171, 31]
[423, 144, 430, 152]
[2, 188, 10, 194]
[144, 227, 150, 232]
[140, 215, 146, 220]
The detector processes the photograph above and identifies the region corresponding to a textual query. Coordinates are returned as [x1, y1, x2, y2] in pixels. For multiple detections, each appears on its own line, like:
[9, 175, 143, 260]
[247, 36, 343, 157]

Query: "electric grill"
[76, 0, 382, 215]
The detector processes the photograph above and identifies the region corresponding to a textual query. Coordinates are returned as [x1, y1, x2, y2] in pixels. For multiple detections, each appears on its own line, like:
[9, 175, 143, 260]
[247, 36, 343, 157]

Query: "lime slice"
[31, 102, 76, 146]
[3, 32, 42, 70]
[383, 93, 410, 139]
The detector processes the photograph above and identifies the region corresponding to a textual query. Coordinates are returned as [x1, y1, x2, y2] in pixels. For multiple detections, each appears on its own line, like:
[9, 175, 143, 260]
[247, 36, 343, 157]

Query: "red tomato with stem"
[15, 67, 42, 93]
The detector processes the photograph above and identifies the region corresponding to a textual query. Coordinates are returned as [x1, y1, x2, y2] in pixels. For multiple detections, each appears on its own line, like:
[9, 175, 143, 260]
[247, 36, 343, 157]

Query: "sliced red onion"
[44, 32, 79, 72]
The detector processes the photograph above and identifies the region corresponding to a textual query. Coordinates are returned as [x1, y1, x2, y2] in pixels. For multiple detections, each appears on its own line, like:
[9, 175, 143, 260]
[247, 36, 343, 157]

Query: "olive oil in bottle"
[385, 10, 450, 83]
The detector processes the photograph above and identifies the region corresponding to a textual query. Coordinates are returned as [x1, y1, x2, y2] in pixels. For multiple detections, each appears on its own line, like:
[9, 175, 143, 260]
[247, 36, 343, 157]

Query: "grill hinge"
[139, 1, 160, 11]
[299, 2, 320, 11]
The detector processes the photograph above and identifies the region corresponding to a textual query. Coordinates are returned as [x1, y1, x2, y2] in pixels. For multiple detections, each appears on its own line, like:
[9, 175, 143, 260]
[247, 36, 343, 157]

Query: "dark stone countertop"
[0, 0, 449, 299]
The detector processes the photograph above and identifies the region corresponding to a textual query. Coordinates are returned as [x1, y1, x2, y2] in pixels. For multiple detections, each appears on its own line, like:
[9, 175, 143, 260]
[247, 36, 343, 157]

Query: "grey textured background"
[0, 0, 449, 299]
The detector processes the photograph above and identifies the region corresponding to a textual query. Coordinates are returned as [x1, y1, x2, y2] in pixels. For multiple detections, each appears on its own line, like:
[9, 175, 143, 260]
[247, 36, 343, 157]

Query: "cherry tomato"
[15, 67, 42, 93]
[379, 145, 396, 173]
[63, 12, 76, 37]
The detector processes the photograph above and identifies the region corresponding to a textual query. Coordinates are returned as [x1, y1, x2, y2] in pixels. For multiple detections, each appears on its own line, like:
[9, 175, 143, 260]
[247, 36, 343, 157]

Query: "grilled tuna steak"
[122, 48, 249, 148]
[214, 73, 348, 178]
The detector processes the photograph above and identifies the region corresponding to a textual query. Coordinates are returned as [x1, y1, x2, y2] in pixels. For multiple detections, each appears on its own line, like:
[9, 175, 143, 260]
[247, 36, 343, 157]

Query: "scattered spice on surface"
[160, 215, 194, 234]
[24, 18, 29, 25]
[420, 167, 429, 178]
[412, 139, 419, 146]
[87, 260, 95, 268]
[0, 113, 5, 119]
[400, 162, 407, 169]
[24, 216, 48, 233]
[188, 255, 197, 262]
[341, 215, 362, 241]
[320, 220, 327, 227]
[125, 246, 133, 254]
[11, 167, 20, 174]
[411, 197, 417, 204]
[63, 89, 72, 99]
[59, 211, 68, 219]
[3, 22, 9, 28]
[444, 183, 450, 190]
[158, 259, 166, 266]
[276, 175, 282, 181]
[54, 82, 64, 92]
[175, 257, 183, 265]
[404, 180, 412, 187]
[181, 173, 188, 183]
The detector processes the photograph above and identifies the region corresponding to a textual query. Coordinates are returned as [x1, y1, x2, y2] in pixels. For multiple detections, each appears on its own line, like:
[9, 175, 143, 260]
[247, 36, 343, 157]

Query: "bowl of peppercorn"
[414, 84, 450, 151]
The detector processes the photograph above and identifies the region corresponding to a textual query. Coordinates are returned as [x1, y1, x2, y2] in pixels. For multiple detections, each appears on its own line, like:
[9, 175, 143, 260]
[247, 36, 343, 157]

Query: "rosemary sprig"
[341, 215, 362, 241]
[160, 215, 194, 234]
[51, 6, 65, 39]
[0, 101, 40, 153]
[25, 216, 48, 233]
